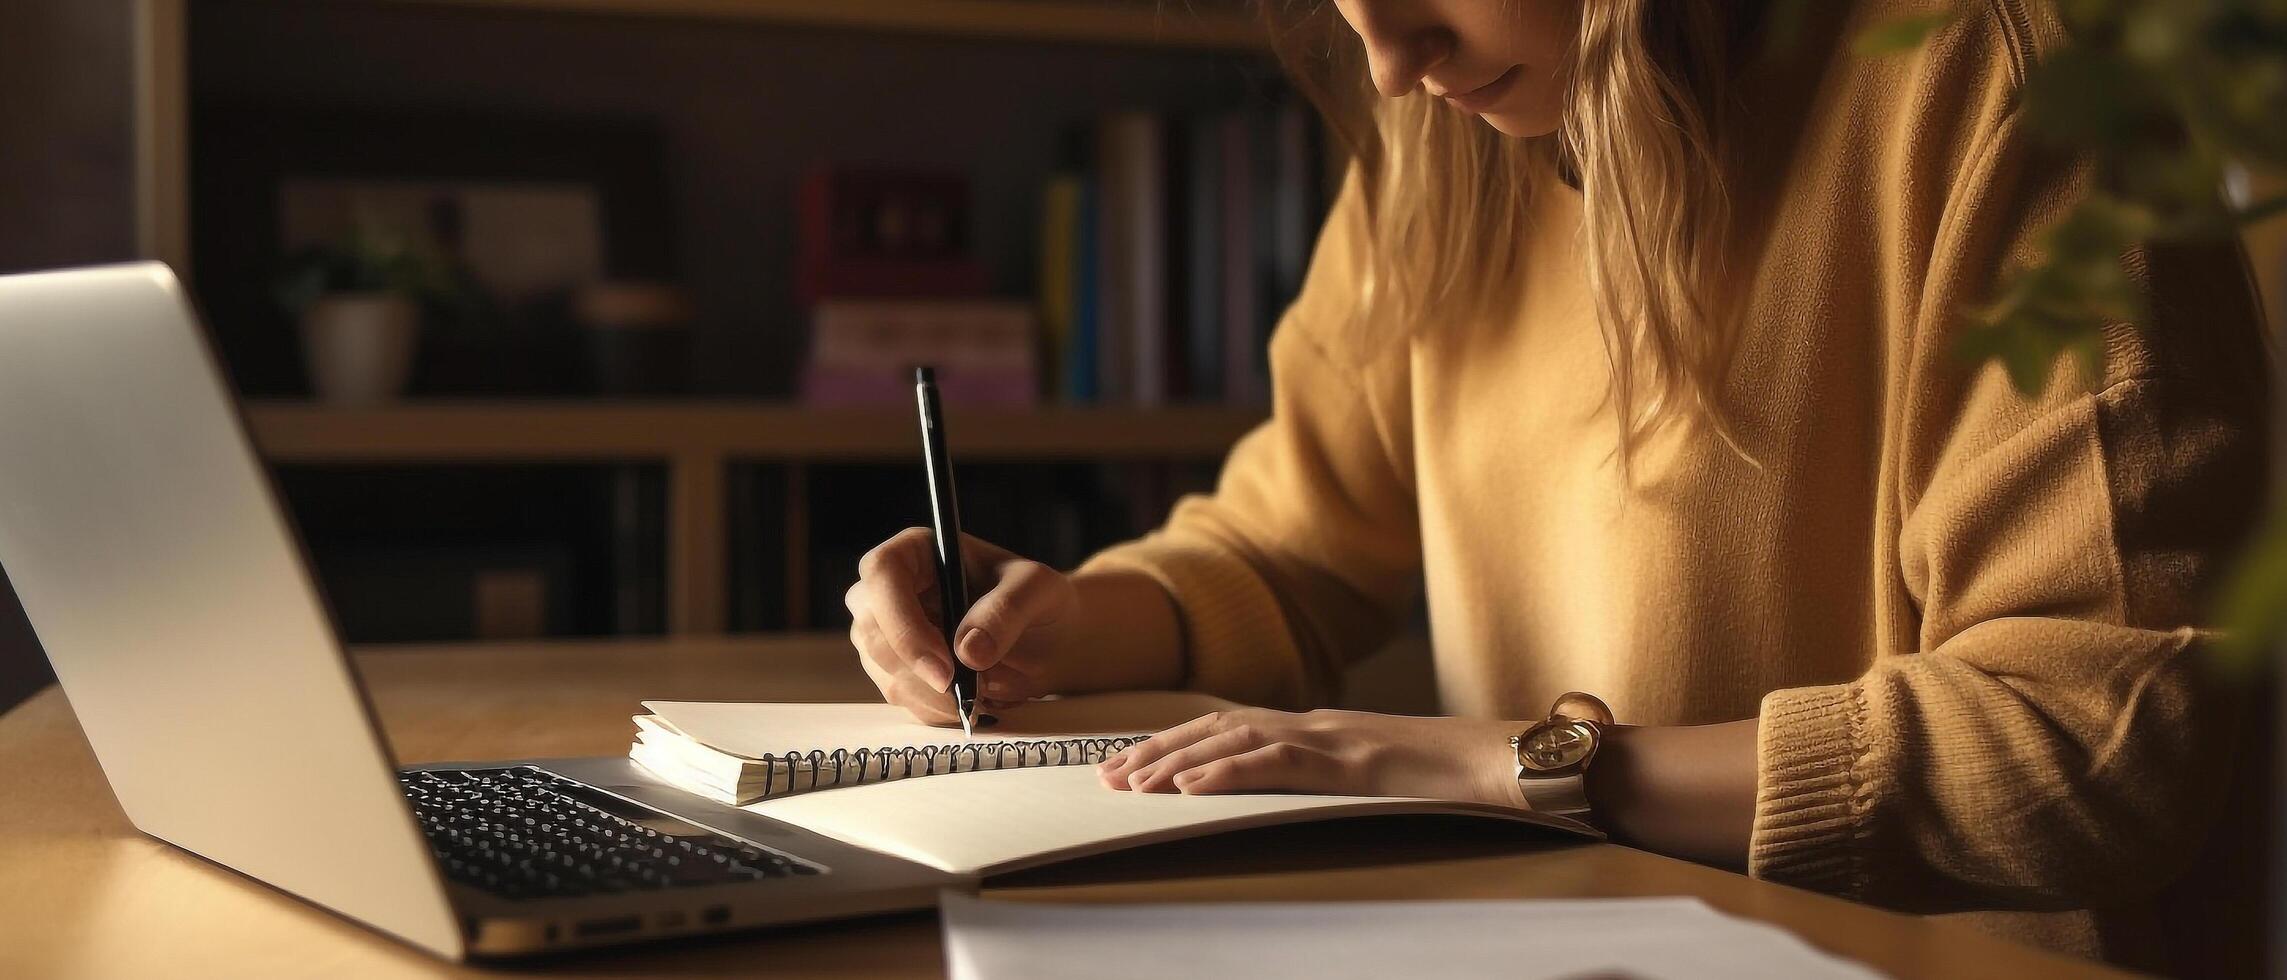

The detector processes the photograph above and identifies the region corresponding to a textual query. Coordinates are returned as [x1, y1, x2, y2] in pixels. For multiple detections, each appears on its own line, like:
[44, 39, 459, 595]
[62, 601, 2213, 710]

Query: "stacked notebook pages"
[628, 697, 1192, 806]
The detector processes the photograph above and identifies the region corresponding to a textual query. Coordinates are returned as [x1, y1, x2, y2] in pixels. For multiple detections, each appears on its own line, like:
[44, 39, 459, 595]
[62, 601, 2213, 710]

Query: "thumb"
[953, 560, 1067, 671]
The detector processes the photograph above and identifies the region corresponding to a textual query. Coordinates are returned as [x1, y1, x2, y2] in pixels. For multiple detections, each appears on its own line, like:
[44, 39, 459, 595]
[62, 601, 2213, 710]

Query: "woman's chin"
[1477, 110, 1560, 139]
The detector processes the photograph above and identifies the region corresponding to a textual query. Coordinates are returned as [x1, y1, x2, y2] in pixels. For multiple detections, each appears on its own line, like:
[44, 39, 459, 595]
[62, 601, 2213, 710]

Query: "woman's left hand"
[1096, 707, 1528, 808]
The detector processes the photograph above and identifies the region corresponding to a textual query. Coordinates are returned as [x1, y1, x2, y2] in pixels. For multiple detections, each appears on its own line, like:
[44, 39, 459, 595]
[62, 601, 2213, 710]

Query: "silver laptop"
[0, 263, 951, 959]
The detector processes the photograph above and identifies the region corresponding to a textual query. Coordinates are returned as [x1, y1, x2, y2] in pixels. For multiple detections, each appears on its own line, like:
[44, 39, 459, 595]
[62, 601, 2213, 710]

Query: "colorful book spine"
[1037, 174, 1083, 401]
[1067, 178, 1100, 403]
[1095, 112, 1164, 406]
[1034, 101, 1326, 407]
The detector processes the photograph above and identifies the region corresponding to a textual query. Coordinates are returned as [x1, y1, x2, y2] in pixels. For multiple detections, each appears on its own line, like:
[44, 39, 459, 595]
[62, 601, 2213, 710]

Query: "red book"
[796, 166, 990, 305]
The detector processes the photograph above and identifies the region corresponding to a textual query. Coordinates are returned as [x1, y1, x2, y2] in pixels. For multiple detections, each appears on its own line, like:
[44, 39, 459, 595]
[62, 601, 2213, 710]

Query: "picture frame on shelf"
[191, 106, 676, 398]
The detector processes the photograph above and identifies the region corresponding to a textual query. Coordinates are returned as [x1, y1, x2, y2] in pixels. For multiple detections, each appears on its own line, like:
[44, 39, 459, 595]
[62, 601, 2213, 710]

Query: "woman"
[845, 0, 2270, 968]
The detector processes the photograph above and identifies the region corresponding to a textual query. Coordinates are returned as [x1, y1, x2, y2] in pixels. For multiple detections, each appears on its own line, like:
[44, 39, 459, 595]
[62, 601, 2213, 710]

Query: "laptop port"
[701, 905, 731, 927]
[573, 915, 644, 939]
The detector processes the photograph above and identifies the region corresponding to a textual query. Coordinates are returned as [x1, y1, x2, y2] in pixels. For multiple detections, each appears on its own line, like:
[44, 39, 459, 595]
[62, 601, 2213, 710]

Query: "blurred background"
[2, 1, 2283, 971]
[2, 0, 1479, 715]
[0, 1, 2279, 733]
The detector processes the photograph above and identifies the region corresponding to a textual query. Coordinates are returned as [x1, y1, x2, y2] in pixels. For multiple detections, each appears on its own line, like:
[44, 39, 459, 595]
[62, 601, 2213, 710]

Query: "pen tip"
[958, 710, 975, 739]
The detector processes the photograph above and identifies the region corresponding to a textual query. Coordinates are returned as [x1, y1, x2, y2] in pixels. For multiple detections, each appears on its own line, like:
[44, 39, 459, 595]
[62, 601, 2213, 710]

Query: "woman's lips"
[1439, 64, 1524, 113]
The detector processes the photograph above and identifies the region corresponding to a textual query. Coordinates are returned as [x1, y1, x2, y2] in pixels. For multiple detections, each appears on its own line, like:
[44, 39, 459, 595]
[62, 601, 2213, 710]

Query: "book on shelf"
[799, 298, 1036, 408]
[795, 165, 1037, 408]
[1037, 174, 1085, 402]
[1039, 170, 1104, 403]
[796, 165, 990, 304]
[1039, 97, 1325, 408]
[1095, 111, 1163, 406]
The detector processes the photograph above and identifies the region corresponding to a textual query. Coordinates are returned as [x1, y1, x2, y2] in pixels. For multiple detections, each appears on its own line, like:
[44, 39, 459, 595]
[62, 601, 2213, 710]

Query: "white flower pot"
[300, 293, 418, 405]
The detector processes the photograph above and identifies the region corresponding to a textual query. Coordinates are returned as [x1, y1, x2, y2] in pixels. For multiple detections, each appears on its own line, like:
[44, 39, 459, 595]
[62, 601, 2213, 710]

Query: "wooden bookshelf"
[381, 0, 1265, 49]
[132, 2, 1288, 642]
[133, 0, 1269, 273]
[243, 401, 1265, 636]
[243, 401, 1266, 460]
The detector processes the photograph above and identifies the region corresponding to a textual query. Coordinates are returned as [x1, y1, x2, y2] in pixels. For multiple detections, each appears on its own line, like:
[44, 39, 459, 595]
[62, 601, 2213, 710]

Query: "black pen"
[913, 367, 977, 737]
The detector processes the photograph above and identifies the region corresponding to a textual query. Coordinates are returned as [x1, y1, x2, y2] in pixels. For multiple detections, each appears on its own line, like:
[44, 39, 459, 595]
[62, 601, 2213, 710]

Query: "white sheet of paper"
[940, 893, 1883, 980]
[744, 765, 1585, 877]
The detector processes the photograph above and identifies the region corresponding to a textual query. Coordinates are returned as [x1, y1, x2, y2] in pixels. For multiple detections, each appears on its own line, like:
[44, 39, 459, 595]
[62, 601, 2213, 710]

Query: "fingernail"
[983, 676, 1010, 696]
[958, 627, 996, 668]
[922, 659, 953, 692]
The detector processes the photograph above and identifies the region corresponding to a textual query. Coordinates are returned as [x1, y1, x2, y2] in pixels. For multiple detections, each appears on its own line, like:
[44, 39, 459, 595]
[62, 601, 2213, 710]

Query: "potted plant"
[274, 223, 459, 406]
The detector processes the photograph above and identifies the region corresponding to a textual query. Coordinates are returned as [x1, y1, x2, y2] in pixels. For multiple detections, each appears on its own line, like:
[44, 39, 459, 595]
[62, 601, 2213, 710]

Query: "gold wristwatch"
[1509, 692, 1613, 816]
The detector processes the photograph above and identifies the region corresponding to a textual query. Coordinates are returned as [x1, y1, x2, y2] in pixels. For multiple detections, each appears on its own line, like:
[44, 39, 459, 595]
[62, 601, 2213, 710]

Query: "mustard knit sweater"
[1082, 0, 2271, 965]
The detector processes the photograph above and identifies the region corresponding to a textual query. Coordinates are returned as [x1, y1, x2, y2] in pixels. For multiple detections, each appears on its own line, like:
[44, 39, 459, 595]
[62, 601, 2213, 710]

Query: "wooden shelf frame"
[378, 0, 1267, 50]
[130, 0, 1282, 636]
[245, 401, 1266, 460]
[243, 401, 1264, 636]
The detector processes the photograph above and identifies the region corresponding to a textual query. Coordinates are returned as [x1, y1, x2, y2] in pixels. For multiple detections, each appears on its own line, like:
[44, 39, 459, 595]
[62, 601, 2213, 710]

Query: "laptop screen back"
[0, 263, 461, 958]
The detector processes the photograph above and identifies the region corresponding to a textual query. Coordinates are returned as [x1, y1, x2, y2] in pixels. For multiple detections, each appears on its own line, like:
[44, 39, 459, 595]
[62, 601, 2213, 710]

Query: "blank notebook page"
[743, 765, 1569, 876]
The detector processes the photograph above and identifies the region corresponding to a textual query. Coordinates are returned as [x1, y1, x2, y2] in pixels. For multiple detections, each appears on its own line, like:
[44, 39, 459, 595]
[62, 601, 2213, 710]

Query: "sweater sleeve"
[1078, 177, 1422, 709]
[1746, 77, 2272, 907]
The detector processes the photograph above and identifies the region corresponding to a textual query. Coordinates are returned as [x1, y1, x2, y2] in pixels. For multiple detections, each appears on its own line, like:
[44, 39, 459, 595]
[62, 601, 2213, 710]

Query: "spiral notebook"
[627, 692, 1231, 806]
[627, 692, 1600, 879]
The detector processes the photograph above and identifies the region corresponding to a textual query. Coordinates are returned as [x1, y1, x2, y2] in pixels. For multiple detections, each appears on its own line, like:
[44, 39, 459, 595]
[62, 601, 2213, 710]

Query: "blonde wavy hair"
[1265, 0, 1743, 459]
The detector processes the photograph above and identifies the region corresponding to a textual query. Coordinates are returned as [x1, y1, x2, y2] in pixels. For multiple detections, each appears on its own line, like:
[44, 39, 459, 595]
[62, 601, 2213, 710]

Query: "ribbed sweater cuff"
[1078, 538, 1306, 708]
[1749, 683, 1871, 899]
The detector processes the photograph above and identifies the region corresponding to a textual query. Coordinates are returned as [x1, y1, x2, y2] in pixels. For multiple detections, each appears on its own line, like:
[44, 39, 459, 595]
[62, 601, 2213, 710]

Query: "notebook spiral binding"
[752, 735, 1147, 801]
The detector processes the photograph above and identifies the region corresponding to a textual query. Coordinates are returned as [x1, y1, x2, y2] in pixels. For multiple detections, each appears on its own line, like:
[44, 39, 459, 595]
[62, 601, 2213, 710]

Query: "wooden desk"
[0, 635, 2119, 978]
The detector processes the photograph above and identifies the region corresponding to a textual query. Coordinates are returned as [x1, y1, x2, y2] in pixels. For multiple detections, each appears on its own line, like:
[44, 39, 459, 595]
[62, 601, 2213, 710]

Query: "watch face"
[1519, 721, 1595, 772]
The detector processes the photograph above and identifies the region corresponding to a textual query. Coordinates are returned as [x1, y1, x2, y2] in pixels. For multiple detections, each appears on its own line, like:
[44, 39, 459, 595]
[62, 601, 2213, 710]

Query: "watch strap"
[1516, 772, 1591, 815]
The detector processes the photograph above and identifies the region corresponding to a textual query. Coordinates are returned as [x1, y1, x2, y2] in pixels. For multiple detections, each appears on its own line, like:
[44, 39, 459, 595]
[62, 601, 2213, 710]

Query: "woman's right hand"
[844, 528, 1080, 725]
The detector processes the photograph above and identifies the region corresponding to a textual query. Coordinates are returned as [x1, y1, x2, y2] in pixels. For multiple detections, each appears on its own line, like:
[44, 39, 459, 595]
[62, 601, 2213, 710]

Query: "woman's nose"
[1342, 0, 1455, 98]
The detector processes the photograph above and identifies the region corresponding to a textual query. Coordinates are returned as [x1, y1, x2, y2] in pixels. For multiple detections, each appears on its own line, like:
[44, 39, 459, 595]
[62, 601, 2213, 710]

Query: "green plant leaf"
[1854, 11, 1959, 56]
[2214, 506, 2287, 671]
[1931, 0, 2287, 667]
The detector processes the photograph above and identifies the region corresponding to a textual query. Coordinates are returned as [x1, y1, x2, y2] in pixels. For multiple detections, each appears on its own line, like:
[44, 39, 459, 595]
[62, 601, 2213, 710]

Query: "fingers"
[977, 659, 1047, 703]
[1097, 709, 1348, 796]
[1167, 742, 1341, 795]
[882, 669, 961, 725]
[852, 615, 957, 722]
[953, 558, 1072, 672]
[850, 528, 1072, 720]
[848, 528, 953, 691]
[1097, 711, 1227, 786]
[1116, 729, 1260, 792]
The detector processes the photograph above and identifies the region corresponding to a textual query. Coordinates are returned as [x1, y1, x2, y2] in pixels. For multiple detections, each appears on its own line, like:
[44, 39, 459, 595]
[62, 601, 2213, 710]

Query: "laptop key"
[398, 767, 824, 901]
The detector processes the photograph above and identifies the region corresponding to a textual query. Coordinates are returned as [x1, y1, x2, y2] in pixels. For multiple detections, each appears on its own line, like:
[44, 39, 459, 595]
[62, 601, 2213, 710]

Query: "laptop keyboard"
[399, 766, 822, 901]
